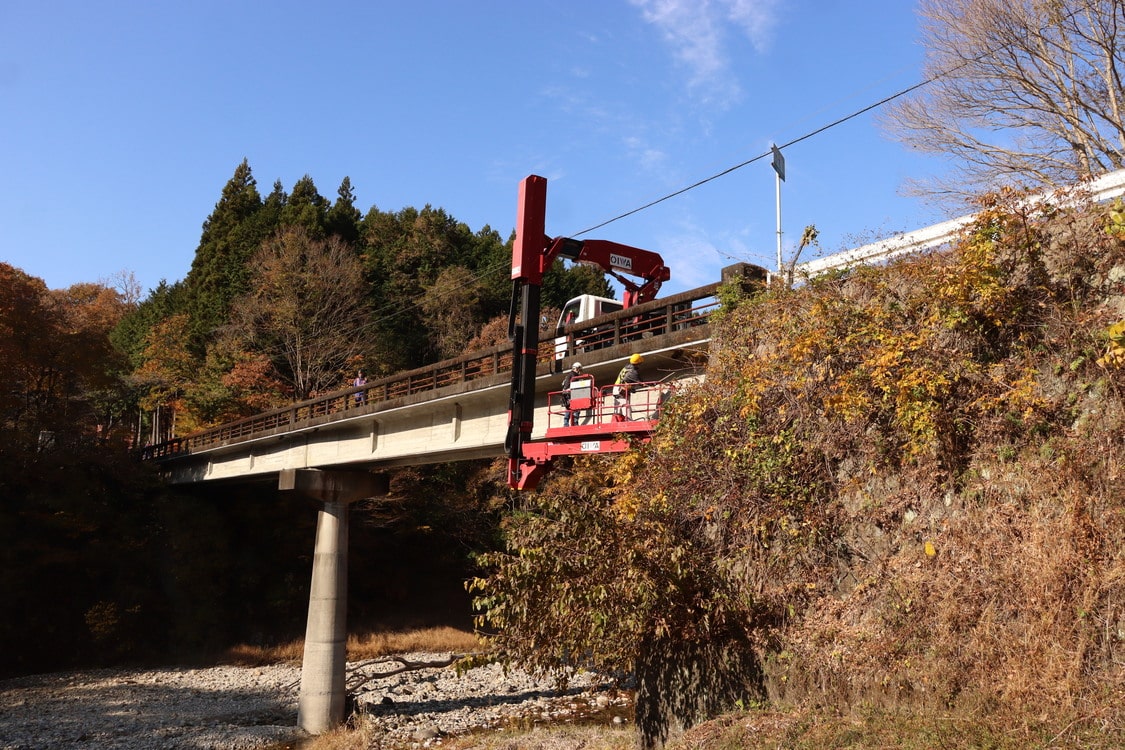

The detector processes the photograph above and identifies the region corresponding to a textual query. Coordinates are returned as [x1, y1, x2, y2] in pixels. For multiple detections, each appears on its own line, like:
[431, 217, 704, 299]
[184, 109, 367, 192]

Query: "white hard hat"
[572, 362, 582, 370]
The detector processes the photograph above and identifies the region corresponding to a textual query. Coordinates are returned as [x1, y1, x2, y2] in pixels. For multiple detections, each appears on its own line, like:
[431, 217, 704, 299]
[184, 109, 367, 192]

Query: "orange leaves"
[136, 314, 195, 411]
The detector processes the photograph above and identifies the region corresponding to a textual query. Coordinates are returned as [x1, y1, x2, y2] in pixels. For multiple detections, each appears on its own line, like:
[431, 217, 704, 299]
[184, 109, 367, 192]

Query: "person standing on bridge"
[353, 371, 367, 406]
[613, 354, 643, 420]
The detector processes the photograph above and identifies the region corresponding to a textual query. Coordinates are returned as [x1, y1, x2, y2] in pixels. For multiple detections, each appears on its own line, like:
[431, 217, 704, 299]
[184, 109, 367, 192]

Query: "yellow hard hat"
[630, 353, 644, 364]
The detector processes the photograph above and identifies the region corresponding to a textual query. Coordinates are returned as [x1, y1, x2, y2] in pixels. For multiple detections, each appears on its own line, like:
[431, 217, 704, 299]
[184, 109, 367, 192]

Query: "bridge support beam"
[280, 468, 388, 735]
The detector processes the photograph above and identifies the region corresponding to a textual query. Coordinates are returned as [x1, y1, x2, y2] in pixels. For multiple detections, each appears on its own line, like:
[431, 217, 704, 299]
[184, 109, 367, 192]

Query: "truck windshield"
[557, 300, 582, 331]
[556, 297, 624, 333]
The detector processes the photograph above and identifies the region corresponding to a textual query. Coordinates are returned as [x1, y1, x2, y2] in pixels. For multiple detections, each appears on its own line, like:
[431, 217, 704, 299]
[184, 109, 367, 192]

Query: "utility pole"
[771, 144, 785, 276]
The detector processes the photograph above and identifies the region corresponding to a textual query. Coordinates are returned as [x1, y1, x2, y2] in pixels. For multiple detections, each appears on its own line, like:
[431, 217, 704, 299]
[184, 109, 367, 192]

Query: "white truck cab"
[554, 294, 623, 359]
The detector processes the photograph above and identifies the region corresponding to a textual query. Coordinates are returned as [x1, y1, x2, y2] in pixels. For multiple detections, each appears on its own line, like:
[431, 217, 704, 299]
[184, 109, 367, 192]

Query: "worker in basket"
[612, 353, 643, 420]
[561, 362, 591, 426]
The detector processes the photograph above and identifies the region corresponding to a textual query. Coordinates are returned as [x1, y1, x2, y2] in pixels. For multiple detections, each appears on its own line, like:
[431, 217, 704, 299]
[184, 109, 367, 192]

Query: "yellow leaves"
[613, 488, 660, 521]
[737, 391, 761, 418]
[1106, 197, 1125, 237]
[824, 377, 871, 423]
[606, 449, 642, 488]
[924, 540, 936, 557]
[684, 399, 710, 420]
[967, 362, 1047, 432]
[1098, 349, 1125, 368]
[1097, 320, 1125, 369]
[869, 344, 907, 381]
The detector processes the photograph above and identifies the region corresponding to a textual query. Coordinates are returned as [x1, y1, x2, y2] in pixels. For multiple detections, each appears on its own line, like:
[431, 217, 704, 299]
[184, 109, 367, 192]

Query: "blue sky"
[1, 1, 945, 298]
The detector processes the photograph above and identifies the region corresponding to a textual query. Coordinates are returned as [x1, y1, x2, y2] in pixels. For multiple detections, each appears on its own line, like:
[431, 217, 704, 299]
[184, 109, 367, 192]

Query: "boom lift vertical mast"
[504, 175, 671, 490]
[504, 175, 549, 489]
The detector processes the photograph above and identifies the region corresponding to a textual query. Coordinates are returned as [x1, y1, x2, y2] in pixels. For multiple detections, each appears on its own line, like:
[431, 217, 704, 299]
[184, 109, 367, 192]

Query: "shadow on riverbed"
[354, 679, 633, 729]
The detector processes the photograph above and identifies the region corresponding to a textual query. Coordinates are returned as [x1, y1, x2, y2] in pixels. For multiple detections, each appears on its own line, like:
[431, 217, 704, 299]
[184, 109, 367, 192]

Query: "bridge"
[146, 167, 1125, 485]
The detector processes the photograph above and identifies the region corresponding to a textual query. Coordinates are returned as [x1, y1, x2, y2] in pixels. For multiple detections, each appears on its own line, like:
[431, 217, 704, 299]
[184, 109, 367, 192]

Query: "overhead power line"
[573, 78, 940, 238]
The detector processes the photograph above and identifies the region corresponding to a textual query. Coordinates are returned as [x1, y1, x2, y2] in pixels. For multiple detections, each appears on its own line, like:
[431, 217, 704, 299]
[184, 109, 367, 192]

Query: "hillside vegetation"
[472, 188, 1125, 748]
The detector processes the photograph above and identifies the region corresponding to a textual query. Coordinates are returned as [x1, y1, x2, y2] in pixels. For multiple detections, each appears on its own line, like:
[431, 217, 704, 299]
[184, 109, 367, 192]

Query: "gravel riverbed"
[0, 655, 631, 749]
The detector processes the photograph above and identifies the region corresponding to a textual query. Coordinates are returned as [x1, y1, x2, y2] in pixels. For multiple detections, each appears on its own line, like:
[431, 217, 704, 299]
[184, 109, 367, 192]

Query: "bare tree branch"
[883, 0, 1125, 207]
[280, 652, 495, 693]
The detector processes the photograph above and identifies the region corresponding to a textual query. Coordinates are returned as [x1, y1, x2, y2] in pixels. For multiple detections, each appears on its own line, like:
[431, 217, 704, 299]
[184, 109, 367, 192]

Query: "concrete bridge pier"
[279, 468, 388, 734]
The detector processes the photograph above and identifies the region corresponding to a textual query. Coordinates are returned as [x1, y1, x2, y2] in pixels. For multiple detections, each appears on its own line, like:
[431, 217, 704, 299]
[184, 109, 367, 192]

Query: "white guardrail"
[797, 168, 1125, 278]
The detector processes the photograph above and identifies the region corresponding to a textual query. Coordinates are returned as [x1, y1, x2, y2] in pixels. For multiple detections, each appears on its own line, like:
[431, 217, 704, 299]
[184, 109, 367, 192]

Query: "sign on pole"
[771, 145, 784, 276]
[771, 145, 785, 182]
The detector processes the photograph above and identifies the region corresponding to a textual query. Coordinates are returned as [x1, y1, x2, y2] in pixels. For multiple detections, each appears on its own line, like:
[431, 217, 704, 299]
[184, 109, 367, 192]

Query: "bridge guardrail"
[140, 282, 721, 461]
[552, 286, 719, 359]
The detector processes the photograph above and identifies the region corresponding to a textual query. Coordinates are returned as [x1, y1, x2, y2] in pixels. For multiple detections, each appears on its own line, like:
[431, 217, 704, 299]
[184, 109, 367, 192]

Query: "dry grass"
[346, 625, 483, 659]
[262, 717, 376, 750]
[221, 625, 483, 667]
[670, 703, 1125, 750]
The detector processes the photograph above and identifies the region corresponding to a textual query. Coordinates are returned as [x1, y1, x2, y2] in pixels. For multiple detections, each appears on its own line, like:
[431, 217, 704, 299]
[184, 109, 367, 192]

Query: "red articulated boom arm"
[553, 238, 670, 307]
[504, 175, 670, 490]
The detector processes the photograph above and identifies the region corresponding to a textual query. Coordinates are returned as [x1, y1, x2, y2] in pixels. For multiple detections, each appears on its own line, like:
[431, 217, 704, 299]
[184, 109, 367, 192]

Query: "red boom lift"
[504, 175, 672, 490]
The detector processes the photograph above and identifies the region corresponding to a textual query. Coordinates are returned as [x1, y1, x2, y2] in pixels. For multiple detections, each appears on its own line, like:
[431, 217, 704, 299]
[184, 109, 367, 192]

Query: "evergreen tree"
[279, 174, 330, 236]
[359, 205, 475, 372]
[182, 160, 268, 355]
[326, 177, 362, 247]
[359, 206, 618, 372]
[260, 179, 287, 231]
[466, 224, 513, 321]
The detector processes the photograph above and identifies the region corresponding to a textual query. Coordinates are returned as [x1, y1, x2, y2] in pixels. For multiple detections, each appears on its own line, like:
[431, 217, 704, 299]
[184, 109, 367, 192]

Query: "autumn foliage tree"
[0, 264, 136, 447]
[227, 225, 369, 400]
[0, 265, 168, 676]
[133, 314, 201, 438]
[49, 281, 137, 436]
[0, 264, 67, 443]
